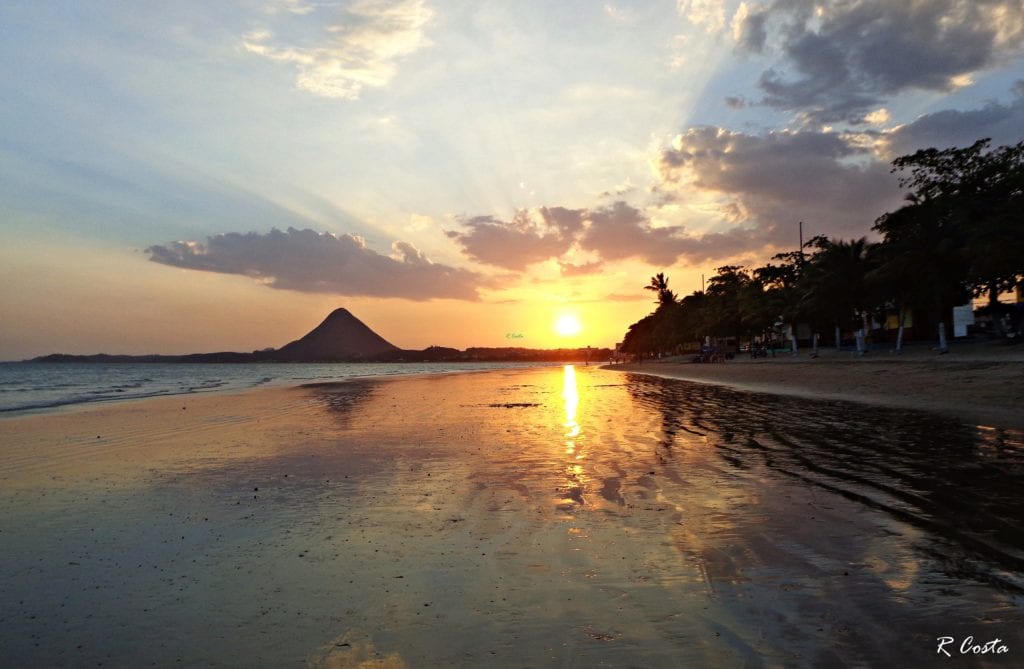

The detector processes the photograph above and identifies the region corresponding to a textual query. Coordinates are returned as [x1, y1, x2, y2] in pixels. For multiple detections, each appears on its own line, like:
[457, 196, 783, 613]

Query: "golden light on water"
[563, 364, 580, 448]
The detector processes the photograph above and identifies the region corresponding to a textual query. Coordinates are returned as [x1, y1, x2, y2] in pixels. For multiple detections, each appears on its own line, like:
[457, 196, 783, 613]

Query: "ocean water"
[0, 361, 551, 415]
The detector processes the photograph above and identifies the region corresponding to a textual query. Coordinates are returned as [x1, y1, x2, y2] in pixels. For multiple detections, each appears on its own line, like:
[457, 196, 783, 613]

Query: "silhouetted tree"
[891, 138, 1023, 306]
[866, 240, 917, 353]
[752, 250, 805, 342]
[800, 236, 877, 350]
[703, 265, 752, 340]
[618, 137, 1023, 355]
[644, 272, 677, 306]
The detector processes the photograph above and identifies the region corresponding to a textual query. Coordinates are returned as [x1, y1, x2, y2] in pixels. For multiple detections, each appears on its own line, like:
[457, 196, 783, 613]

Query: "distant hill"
[274, 308, 399, 362]
[29, 308, 611, 363]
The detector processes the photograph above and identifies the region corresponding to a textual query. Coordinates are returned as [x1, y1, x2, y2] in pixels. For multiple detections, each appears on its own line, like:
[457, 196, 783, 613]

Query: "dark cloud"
[445, 210, 574, 270]
[882, 94, 1024, 158]
[734, 4, 768, 53]
[539, 206, 586, 236]
[147, 227, 484, 301]
[448, 195, 820, 271]
[659, 126, 903, 244]
[448, 200, 737, 269]
[579, 201, 689, 266]
[673, 228, 771, 265]
[448, 123, 915, 269]
[736, 0, 1024, 123]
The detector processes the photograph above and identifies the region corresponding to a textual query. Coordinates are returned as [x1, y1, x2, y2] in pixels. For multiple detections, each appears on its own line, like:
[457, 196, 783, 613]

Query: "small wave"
[0, 389, 176, 415]
[186, 380, 227, 391]
[110, 381, 147, 390]
[0, 398, 85, 413]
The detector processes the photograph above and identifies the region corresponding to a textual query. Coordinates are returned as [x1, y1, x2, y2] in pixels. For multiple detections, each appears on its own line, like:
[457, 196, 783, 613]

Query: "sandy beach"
[612, 342, 1024, 430]
[2, 365, 1023, 667]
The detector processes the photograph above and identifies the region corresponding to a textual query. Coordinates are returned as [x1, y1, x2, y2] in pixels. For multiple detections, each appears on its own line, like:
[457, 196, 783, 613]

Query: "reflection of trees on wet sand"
[625, 373, 1024, 593]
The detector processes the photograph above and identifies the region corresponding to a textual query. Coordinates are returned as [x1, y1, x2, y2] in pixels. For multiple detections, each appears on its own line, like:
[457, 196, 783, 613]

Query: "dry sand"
[1, 365, 1023, 667]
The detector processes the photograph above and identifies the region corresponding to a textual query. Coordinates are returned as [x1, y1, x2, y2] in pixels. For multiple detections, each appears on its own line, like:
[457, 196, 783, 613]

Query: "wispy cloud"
[604, 293, 650, 302]
[559, 260, 604, 276]
[243, 0, 433, 99]
[264, 0, 315, 15]
[677, 0, 726, 35]
[147, 227, 484, 300]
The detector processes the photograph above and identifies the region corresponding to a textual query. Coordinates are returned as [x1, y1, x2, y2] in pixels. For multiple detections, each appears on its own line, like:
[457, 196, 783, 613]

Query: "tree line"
[619, 138, 1024, 357]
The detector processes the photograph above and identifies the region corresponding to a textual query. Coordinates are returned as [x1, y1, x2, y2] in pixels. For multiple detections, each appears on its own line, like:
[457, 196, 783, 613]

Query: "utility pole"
[798, 221, 805, 267]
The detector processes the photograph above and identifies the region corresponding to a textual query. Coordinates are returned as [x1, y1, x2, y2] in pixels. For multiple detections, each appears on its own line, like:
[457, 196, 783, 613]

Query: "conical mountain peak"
[324, 307, 354, 321]
[274, 308, 399, 361]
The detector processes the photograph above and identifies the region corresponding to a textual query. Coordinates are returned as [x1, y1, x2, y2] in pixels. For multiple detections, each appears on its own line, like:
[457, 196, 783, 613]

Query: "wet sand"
[612, 343, 1024, 430]
[1, 366, 1023, 667]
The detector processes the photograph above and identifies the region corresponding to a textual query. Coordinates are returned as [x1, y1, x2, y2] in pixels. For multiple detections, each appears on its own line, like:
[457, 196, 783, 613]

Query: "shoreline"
[0, 360, 562, 420]
[608, 345, 1024, 430]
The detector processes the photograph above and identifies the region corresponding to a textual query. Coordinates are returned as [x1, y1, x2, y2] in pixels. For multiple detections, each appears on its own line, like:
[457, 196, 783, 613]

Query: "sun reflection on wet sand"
[557, 364, 588, 510]
[563, 364, 581, 449]
[3, 366, 1024, 667]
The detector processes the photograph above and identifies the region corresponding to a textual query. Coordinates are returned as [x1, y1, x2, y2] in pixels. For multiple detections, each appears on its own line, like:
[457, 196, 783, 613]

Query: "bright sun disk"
[554, 313, 582, 337]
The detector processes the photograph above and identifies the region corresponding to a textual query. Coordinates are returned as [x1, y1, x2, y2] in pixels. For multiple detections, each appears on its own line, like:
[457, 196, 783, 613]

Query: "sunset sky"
[2, 1, 1023, 359]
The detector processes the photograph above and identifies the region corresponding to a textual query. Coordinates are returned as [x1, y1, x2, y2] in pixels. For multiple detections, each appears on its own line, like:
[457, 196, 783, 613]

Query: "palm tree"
[644, 273, 677, 306]
[800, 237, 876, 353]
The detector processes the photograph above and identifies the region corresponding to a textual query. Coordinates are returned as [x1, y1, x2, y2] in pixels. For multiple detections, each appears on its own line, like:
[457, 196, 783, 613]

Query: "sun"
[554, 313, 582, 337]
